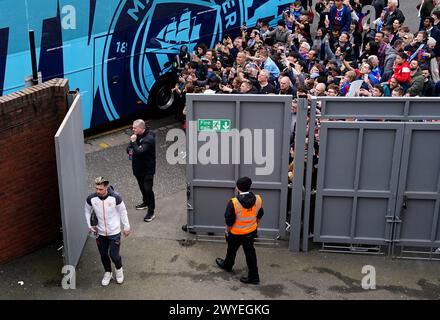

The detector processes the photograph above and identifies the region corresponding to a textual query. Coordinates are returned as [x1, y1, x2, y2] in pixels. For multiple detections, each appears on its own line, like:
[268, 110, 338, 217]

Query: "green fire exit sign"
[197, 119, 232, 132]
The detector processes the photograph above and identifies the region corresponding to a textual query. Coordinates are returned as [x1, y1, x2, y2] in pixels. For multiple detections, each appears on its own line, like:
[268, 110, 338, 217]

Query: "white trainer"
[115, 267, 124, 284]
[101, 272, 113, 286]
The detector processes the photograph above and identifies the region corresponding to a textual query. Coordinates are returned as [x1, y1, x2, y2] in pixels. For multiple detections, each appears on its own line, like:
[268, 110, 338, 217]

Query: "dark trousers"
[96, 234, 122, 272]
[224, 232, 259, 280]
[135, 174, 155, 214]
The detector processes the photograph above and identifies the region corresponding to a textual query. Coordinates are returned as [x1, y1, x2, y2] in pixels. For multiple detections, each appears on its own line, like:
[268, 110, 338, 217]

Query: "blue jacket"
[262, 57, 280, 81]
[329, 5, 352, 33]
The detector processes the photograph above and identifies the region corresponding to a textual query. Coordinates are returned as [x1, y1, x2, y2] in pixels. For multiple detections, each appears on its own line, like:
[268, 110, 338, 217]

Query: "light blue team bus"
[0, 0, 292, 131]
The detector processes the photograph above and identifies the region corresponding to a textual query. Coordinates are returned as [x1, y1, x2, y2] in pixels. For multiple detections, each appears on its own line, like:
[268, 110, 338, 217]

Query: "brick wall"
[0, 79, 69, 264]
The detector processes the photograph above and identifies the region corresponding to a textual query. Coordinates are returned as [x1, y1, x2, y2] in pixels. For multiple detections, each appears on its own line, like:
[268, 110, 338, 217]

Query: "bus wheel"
[149, 75, 176, 113]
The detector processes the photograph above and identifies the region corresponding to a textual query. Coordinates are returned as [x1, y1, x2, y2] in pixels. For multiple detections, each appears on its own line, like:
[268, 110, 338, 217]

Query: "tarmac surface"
[1, 116, 440, 300]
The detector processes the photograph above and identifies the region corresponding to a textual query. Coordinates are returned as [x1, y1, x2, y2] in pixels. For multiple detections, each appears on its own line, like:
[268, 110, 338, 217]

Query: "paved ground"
[1, 116, 440, 300]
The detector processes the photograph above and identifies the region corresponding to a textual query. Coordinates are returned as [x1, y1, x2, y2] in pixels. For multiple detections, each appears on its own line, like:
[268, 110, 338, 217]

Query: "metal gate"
[392, 123, 440, 259]
[55, 93, 88, 268]
[186, 94, 291, 238]
[289, 97, 440, 259]
[314, 122, 404, 251]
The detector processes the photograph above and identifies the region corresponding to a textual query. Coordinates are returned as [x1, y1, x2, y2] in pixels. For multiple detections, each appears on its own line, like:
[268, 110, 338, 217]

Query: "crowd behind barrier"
[171, 0, 440, 182]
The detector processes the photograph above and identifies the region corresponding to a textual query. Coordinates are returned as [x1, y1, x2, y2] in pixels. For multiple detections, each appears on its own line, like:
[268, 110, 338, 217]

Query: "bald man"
[277, 76, 295, 97]
[314, 83, 327, 96]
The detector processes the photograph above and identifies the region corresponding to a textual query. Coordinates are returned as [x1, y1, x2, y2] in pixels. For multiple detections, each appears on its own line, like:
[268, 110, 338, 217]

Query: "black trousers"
[224, 232, 259, 280]
[96, 234, 122, 272]
[135, 174, 155, 214]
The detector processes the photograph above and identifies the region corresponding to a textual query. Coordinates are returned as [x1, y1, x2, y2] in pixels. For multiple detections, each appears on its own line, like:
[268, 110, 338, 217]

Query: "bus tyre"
[148, 75, 176, 115]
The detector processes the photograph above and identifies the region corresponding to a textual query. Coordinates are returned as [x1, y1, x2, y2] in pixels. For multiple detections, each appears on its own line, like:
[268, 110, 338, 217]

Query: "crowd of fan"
[172, 0, 440, 103]
[171, 0, 440, 186]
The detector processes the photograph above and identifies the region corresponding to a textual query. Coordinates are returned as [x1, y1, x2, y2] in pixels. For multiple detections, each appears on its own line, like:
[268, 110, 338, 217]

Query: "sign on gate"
[198, 119, 232, 132]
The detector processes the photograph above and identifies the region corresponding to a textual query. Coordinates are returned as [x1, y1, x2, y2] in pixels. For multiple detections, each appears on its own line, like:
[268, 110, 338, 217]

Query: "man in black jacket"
[383, 0, 405, 27]
[216, 177, 264, 285]
[128, 119, 156, 222]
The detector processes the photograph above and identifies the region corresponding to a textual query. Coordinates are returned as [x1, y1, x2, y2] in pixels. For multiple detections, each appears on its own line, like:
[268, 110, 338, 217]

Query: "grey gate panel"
[55, 94, 88, 267]
[393, 123, 440, 249]
[186, 94, 291, 238]
[291, 97, 440, 254]
[314, 122, 404, 245]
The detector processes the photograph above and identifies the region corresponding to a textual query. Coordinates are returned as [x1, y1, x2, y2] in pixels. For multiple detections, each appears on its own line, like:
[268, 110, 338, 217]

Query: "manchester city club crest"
[92, 0, 291, 128]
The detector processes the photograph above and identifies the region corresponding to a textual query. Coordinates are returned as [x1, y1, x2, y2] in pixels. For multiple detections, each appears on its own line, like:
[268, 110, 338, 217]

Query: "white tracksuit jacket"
[85, 189, 130, 237]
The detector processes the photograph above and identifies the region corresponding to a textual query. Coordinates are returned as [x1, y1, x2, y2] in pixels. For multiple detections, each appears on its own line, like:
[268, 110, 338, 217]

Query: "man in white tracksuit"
[85, 177, 131, 286]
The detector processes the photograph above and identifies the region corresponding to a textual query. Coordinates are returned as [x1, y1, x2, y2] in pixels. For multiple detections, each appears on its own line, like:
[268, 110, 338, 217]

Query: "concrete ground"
[1, 116, 440, 300]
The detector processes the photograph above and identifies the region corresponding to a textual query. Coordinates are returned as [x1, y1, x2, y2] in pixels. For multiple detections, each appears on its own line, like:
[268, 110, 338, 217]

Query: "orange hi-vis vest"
[230, 195, 262, 235]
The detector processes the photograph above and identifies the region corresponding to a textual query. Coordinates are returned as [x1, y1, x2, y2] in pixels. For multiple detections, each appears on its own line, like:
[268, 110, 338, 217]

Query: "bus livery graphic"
[0, 0, 291, 130]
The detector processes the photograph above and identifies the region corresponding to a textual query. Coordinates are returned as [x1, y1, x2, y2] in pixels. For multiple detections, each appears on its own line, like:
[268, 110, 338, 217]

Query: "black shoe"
[144, 213, 156, 222]
[216, 258, 232, 272]
[240, 276, 260, 285]
[136, 203, 148, 210]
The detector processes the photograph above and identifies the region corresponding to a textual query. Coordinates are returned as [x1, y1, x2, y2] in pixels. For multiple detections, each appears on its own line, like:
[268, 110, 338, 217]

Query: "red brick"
[0, 79, 69, 264]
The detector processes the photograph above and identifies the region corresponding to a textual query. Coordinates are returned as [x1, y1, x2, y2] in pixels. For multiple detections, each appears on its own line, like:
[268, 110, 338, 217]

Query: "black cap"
[236, 177, 252, 192]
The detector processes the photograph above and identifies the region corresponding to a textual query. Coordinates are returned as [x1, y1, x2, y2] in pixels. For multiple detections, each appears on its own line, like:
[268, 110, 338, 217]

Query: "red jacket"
[392, 61, 411, 84]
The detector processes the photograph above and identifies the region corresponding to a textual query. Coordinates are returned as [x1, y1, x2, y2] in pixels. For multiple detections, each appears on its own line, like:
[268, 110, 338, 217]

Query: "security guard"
[216, 177, 264, 284]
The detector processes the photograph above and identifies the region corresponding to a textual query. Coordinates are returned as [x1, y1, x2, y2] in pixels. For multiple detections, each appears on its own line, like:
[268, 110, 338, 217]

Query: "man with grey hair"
[257, 69, 276, 94]
[298, 42, 311, 60]
[128, 119, 157, 222]
[277, 76, 295, 97]
[427, 37, 440, 82]
[383, 0, 405, 27]
[313, 82, 327, 97]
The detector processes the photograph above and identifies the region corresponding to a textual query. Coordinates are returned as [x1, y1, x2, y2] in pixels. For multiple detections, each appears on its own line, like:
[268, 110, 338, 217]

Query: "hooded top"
[224, 192, 264, 232]
[393, 60, 411, 84]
